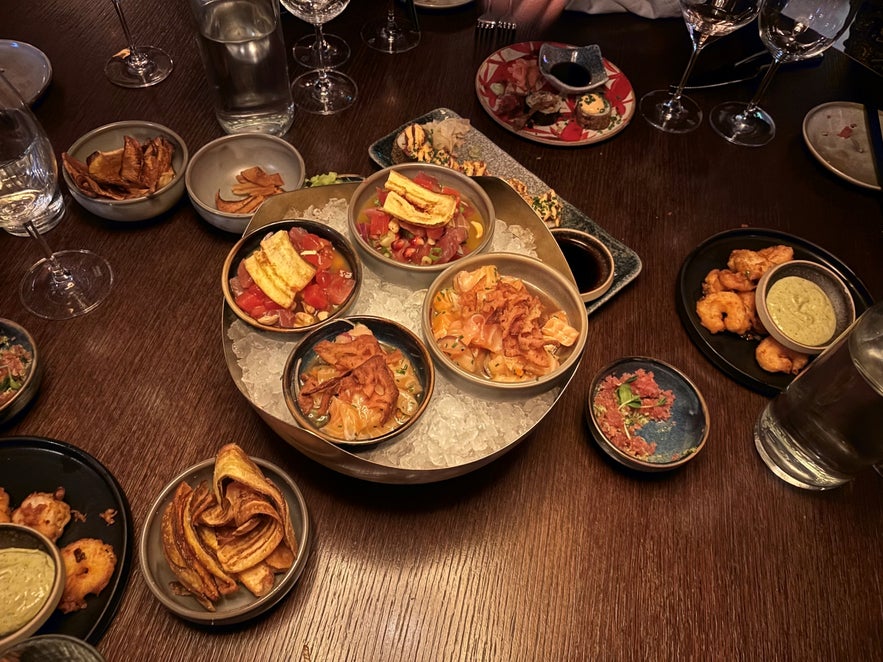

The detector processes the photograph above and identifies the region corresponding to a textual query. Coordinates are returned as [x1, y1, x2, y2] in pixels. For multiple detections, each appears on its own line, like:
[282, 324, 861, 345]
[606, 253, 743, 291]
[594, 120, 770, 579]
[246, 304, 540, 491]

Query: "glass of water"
[0, 74, 112, 319]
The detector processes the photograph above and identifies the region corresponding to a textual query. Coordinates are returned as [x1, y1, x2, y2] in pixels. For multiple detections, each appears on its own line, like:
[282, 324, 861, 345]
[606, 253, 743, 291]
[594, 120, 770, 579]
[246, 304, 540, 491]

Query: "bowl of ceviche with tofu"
[347, 164, 495, 287]
[422, 253, 587, 400]
[222, 220, 362, 334]
[282, 316, 434, 446]
[0, 319, 42, 425]
[586, 357, 709, 472]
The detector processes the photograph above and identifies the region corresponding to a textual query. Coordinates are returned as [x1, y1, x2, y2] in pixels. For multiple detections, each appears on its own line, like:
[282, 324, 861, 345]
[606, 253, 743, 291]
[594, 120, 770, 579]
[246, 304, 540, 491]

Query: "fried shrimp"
[0, 487, 11, 522]
[696, 291, 752, 335]
[11, 486, 72, 542]
[702, 269, 726, 295]
[757, 244, 794, 266]
[727, 249, 772, 281]
[58, 538, 117, 613]
[717, 268, 757, 292]
[737, 291, 766, 336]
[755, 336, 810, 374]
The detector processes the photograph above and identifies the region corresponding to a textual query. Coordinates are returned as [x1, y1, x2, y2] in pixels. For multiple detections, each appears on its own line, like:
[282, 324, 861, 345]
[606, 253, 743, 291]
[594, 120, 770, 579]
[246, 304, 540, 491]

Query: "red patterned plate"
[475, 41, 635, 147]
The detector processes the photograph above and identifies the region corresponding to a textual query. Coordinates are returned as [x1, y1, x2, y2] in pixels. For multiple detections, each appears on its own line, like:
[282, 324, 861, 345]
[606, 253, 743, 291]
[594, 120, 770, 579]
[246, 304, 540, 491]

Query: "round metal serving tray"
[221, 178, 585, 484]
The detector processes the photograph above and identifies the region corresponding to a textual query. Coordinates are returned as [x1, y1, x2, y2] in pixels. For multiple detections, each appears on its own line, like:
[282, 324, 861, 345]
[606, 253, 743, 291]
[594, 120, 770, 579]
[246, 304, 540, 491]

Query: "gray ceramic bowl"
[282, 316, 435, 447]
[551, 228, 615, 303]
[62, 120, 188, 222]
[422, 252, 588, 400]
[348, 163, 495, 287]
[538, 43, 608, 96]
[586, 357, 709, 472]
[186, 134, 305, 234]
[0, 523, 65, 650]
[222, 219, 362, 335]
[138, 457, 311, 625]
[0, 318, 42, 425]
[755, 260, 855, 355]
[0, 634, 105, 661]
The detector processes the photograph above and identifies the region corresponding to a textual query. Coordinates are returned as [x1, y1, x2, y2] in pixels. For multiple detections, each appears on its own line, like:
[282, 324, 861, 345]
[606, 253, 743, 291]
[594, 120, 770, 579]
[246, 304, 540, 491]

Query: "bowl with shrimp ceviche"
[223, 220, 362, 335]
[422, 252, 588, 400]
[282, 316, 435, 446]
[586, 357, 709, 472]
[347, 163, 495, 287]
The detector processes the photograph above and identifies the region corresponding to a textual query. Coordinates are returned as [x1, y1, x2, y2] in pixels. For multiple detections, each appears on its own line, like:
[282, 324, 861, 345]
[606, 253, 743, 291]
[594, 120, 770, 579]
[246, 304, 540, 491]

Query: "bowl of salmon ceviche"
[282, 316, 434, 446]
[222, 220, 362, 334]
[422, 252, 588, 400]
[347, 164, 495, 287]
[586, 357, 709, 472]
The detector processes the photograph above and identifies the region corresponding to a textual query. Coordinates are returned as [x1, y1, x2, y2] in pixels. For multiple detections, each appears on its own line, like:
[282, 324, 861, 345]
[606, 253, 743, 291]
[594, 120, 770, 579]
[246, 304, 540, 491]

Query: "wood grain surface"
[1, 1, 881, 660]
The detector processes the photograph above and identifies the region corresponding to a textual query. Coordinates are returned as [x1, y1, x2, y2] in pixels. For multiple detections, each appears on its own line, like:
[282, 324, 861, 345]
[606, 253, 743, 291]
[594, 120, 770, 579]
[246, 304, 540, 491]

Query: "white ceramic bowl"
[755, 260, 855, 355]
[186, 134, 305, 234]
[348, 164, 495, 287]
[422, 252, 587, 400]
[0, 523, 65, 650]
[62, 120, 188, 222]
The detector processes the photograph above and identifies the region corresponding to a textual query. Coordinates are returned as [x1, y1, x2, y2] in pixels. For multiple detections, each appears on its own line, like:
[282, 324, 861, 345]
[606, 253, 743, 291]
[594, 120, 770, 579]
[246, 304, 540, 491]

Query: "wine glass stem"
[671, 35, 712, 103]
[23, 219, 77, 293]
[112, 0, 147, 68]
[314, 23, 329, 62]
[742, 58, 783, 114]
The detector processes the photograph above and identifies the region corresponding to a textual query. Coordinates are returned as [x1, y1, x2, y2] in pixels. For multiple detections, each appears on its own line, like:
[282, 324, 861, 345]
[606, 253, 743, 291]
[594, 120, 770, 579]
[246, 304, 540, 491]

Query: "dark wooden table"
[2, 1, 881, 660]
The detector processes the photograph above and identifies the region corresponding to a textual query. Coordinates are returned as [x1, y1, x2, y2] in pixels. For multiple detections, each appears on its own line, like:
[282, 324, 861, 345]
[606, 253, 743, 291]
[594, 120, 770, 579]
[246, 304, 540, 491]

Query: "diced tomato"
[315, 270, 355, 305]
[301, 283, 329, 311]
[235, 284, 281, 318]
[376, 187, 390, 205]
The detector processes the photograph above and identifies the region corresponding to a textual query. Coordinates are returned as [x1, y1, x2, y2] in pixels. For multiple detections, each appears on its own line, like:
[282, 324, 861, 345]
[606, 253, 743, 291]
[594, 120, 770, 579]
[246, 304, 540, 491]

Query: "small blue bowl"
[538, 43, 608, 96]
[586, 357, 709, 472]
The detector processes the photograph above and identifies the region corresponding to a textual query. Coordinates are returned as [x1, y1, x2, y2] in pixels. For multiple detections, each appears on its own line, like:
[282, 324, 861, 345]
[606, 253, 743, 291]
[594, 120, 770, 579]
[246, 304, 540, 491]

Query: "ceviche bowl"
[282, 316, 435, 447]
[62, 120, 188, 222]
[422, 252, 588, 400]
[222, 219, 362, 335]
[0, 523, 65, 651]
[347, 163, 495, 287]
[186, 134, 306, 234]
[755, 260, 855, 356]
[0, 318, 42, 425]
[586, 357, 709, 472]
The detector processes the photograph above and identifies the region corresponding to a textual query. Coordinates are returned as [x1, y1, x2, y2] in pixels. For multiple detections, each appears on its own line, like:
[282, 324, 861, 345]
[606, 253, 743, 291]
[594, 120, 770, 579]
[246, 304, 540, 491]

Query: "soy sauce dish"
[538, 43, 608, 96]
[550, 228, 615, 303]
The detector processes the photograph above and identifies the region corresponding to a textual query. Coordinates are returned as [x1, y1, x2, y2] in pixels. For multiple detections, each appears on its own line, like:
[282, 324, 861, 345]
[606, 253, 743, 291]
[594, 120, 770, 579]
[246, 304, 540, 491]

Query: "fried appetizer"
[0, 486, 11, 522]
[11, 486, 72, 542]
[59, 538, 118, 613]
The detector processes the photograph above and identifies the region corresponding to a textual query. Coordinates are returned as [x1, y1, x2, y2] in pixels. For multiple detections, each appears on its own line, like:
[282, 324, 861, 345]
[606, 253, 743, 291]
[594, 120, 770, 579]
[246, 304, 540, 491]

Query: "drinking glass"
[710, 0, 860, 146]
[289, 7, 350, 69]
[281, 0, 357, 115]
[362, 0, 420, 54]
[640, 0, 759, 133]
[105, 0, 173, 88]
[0, 74, 113, 320]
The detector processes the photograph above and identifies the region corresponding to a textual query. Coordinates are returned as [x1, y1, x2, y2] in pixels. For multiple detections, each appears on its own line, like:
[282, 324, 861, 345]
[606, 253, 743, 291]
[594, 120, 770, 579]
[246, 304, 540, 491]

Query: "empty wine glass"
[640, 0, 759, 133]
[362, 0, 420, 54]
[710, 0, 860, 146]
[105, 0, 173, 88]
[282, 0, 357, 115]
[0, 74, 113, 319]
[289, 7, 350, 69]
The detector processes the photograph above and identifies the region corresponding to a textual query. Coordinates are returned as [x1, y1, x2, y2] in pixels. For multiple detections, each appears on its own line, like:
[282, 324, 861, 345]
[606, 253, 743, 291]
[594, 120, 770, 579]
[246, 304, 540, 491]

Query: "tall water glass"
[190, 0, 295, 135]
[754, 301, 883, 490]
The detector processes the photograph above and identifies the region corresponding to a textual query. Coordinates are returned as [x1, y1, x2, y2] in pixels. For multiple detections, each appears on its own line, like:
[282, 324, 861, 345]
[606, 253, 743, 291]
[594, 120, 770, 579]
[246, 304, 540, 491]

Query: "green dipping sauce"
[766, 276, 837, 347]
[0, 547, 56, 636]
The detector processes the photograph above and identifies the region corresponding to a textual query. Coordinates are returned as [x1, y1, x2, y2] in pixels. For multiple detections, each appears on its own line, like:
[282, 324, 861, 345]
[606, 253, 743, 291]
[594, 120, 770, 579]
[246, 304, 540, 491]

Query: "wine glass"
[105, 0, 173, 88]
[640, 0, 760, 133]
[710, 0, 860, 146]
[282, 0, 357, 115]
[0, 74, 113, 320]
[362, 0, 420, 54]
[289, 6, 350, 69]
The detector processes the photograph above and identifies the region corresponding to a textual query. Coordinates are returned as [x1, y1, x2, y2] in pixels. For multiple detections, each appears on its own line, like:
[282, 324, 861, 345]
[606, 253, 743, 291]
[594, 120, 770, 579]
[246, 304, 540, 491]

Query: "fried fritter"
[11, 486, 71, 542]
[58, 538, 117, 613]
